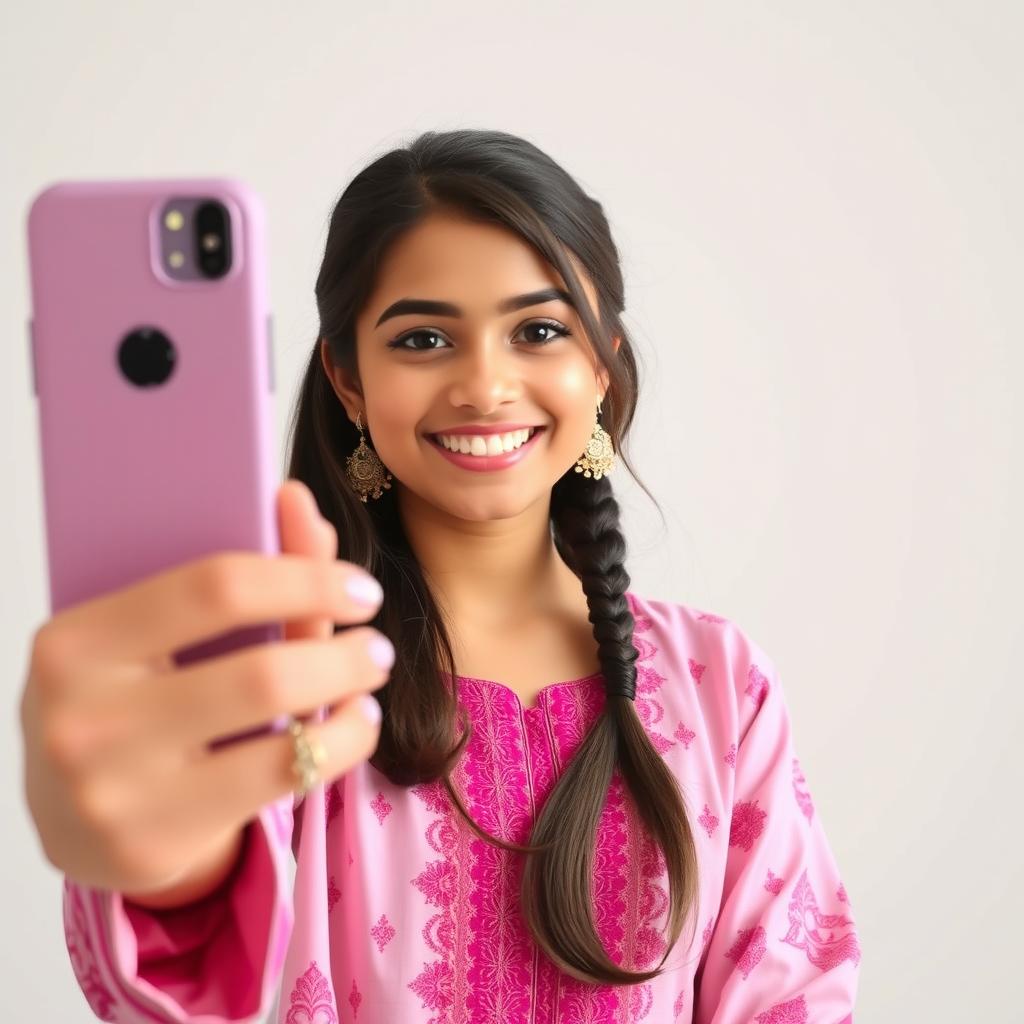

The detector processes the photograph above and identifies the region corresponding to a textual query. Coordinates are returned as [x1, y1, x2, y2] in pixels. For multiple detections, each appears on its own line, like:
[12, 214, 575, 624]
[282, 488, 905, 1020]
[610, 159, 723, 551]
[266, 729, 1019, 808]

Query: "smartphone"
[25, 177, 289, 750]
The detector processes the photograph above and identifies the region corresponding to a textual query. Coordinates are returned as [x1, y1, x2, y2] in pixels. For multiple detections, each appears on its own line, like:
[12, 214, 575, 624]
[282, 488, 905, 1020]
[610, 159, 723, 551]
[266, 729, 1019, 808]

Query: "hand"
[19, 480, 392, 897]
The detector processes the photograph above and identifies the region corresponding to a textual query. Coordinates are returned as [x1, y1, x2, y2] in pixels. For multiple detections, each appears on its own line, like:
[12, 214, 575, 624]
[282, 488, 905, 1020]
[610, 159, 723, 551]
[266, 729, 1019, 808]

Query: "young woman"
[23, 129, 860, 1022]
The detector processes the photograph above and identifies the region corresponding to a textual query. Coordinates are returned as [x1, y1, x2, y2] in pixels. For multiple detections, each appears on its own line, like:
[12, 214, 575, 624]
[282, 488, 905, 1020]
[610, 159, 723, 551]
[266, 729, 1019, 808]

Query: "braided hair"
[287, 128, 701, 984]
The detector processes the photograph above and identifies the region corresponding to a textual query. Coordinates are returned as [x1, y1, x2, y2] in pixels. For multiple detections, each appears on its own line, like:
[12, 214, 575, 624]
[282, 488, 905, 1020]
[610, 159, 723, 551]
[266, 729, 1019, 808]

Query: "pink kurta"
[62, 592, 861, 1022]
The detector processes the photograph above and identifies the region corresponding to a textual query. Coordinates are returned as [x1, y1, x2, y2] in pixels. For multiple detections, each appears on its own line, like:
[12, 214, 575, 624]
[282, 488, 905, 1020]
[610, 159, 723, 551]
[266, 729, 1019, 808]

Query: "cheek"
[546, 364, 600, 422]
[364, 368, 426, 434]
[539, 378, 599, 461]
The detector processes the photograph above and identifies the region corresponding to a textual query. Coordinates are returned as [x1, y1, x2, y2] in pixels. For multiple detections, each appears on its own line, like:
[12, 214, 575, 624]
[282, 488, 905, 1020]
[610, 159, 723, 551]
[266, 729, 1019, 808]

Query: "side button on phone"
[266, 313, 275, 393]
[27, 318, 37, 396]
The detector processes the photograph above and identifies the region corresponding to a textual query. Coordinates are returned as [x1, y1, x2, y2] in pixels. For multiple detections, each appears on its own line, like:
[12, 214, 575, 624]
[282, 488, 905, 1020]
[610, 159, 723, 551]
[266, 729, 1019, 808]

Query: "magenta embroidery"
[781, 869, 861, 971]
[407, 834, 459, 1019]
[58, 596, 860, 1024]
[631, 611, 676, 758]
[755, 993, 809, 1023]
[348, 977, 363, 1020]
[698, 803, 720, 838]
[745, 663, 770, 710]
[284, 961, 338, 1024]
[630, 826, 671, 995]
[369, 791, 393, 824]
[673, 988, 688, 1018]
[326, 782, 343, 827]
[411, 858, 457, 908]
[405, 596, 675, 1022]
[792, 758, 815, 823]
[406, 954, 452, 1016]
[674, 721, 696, 748]
[724, 924, 767, 978]
[371, 913, 396, 952]
[729, 799, 768, 852]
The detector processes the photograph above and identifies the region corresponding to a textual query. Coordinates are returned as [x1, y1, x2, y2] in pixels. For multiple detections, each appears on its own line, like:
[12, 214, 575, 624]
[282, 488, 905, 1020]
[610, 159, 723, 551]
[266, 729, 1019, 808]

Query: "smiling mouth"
[425, 426, 545, 455]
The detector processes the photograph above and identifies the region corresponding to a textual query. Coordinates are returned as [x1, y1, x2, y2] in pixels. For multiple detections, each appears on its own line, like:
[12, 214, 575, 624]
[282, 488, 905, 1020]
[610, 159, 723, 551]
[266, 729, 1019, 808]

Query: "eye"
[386, 318, 572, 352]
[386, 329, 448, 352]
[519, 319, 572, 345]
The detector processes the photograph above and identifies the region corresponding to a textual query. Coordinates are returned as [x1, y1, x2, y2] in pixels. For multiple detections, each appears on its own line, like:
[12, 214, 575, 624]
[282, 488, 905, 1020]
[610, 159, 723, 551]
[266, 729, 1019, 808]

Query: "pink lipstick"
[426, 427, 546, 473]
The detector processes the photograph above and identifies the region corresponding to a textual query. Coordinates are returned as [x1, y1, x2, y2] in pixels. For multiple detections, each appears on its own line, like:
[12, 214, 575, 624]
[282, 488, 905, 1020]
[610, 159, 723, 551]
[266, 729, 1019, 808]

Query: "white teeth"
[435, 427, 537, 455]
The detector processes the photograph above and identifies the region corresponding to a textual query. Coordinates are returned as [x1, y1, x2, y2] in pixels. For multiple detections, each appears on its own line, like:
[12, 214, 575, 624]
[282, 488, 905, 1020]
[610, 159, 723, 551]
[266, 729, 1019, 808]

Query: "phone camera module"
[159, 197, 234, 281]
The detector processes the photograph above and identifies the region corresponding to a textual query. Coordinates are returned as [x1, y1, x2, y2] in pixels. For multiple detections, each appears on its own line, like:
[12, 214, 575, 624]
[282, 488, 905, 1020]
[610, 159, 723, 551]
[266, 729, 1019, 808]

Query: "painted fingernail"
[369, 634, 395, 669]
[360, 694, 382, 726]
[346, 573, 383, 606]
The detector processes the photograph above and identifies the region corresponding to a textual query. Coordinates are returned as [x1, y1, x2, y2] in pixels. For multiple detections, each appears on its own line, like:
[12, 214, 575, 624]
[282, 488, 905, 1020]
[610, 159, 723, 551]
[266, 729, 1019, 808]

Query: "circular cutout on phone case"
[117, 327, 177, 387]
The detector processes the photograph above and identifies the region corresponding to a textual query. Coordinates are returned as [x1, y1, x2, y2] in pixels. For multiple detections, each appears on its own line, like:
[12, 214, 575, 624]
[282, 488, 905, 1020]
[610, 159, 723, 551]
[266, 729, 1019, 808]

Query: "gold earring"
[345, 411, 393, 501]
[574, 396, 615, 480]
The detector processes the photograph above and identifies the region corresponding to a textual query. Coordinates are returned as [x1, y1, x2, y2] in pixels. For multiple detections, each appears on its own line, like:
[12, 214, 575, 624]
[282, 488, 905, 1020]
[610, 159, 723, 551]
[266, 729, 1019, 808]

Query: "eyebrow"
[374, 287, 575, 328]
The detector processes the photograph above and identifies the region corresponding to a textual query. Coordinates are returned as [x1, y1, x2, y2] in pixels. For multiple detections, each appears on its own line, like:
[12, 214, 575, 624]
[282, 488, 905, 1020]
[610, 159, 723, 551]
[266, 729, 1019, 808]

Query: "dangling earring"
[345, 410, 393, 502]
[574, 395, 616, 480]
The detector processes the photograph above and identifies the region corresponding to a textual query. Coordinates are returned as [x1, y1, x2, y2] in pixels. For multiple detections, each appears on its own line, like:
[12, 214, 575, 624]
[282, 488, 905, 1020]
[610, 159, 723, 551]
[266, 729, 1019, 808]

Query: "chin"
[431, 488, 547, 523]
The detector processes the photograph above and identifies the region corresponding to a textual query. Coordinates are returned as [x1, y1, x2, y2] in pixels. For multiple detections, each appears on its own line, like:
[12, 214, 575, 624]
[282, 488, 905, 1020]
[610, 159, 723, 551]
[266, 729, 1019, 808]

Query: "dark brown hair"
[286, 128, 700, 985]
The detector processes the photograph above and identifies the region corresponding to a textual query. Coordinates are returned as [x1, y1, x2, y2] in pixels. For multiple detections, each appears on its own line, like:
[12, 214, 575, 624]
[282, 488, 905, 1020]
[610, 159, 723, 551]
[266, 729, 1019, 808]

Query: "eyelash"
[386, 318, 572, 352]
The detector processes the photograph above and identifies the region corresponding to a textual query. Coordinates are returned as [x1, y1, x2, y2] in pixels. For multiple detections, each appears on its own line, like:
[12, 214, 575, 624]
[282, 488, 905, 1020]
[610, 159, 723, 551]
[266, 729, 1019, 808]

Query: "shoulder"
[626, 590, 775, 669]
[625, 591, 782, 734]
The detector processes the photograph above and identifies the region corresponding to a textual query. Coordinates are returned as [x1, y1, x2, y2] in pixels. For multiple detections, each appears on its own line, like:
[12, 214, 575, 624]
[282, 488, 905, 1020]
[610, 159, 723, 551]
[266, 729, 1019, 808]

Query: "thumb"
[276, 479, 338, 644]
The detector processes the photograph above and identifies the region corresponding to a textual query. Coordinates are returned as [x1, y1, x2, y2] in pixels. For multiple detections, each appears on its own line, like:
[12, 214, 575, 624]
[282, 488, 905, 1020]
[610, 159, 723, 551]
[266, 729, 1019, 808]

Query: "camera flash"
[169, 251, 185, 268]
[164, 209, 184, 231]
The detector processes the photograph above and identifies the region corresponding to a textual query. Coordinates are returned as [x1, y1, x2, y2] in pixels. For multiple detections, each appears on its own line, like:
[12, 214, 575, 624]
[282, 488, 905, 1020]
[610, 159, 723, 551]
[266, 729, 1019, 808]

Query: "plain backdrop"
[3, 1, 1020, 1019]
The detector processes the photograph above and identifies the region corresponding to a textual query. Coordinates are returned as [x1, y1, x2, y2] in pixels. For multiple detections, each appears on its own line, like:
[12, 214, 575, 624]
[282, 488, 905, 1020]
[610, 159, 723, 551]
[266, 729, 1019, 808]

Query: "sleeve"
[61, 793, 296, 1023]
[693, 628, 861, 1023]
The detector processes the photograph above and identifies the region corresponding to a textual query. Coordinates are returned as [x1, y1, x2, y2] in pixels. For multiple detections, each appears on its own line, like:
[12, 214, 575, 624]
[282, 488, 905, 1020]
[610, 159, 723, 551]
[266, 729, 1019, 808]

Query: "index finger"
[48, 551, 382, 670]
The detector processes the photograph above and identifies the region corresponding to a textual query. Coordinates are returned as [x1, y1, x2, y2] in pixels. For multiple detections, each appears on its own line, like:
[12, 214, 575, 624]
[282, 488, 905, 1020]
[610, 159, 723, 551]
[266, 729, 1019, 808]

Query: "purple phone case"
[26, 178, 288, 749]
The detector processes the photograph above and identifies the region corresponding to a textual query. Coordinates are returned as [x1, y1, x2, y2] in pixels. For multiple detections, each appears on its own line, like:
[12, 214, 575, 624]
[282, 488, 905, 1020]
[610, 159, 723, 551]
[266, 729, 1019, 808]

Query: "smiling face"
[322, 211, 620, 524]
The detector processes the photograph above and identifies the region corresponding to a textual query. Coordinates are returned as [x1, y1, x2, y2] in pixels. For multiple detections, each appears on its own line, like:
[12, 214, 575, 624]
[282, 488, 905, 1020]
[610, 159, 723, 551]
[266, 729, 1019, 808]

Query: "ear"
[320, 339, 364, 419]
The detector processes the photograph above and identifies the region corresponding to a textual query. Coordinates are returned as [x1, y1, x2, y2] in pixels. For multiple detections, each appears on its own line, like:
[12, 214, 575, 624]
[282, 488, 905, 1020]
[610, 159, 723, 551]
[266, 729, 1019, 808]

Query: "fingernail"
[360, 694, 382, 726]
[369, 634, 395, 669]
[346, 574, 384, 606]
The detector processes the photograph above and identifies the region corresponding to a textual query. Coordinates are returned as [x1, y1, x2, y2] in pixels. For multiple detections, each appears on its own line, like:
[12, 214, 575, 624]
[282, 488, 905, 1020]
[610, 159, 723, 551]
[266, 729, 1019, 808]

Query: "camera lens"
[194, 200, 232, 279]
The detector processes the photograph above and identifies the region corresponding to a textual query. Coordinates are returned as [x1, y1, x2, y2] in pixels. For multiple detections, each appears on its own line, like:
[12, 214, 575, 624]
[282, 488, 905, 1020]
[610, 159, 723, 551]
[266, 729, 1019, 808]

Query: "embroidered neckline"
[457, 670, 605, 713]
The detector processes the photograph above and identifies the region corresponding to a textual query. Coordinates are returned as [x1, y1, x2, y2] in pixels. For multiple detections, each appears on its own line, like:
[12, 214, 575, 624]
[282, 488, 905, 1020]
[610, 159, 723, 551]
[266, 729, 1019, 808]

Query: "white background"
[2, 1, 1020, 1018]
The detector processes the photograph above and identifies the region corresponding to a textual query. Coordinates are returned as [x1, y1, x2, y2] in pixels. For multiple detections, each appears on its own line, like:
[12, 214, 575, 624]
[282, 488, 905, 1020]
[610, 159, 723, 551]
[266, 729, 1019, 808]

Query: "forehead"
[359, 212, 597, 324]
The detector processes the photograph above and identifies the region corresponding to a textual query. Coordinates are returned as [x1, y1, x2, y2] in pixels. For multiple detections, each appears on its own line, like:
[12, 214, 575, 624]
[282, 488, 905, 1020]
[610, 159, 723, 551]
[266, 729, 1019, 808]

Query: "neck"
[395, 484, 584, 630]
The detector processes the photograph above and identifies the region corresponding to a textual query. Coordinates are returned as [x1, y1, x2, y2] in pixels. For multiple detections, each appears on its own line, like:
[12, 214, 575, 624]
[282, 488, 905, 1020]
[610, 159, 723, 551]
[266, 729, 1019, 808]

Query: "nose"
[445, 337, 523, 410]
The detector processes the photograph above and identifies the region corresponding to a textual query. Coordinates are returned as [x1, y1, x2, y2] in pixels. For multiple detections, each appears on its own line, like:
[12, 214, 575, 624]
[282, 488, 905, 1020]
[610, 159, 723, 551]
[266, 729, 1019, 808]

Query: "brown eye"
[386, 329, 448, 351]
[518, 320, 572, 345]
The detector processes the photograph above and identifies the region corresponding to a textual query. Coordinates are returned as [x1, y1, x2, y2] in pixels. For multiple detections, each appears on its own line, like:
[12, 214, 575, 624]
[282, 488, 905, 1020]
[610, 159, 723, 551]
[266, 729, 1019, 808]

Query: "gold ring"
[287, 715, 327, 796]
